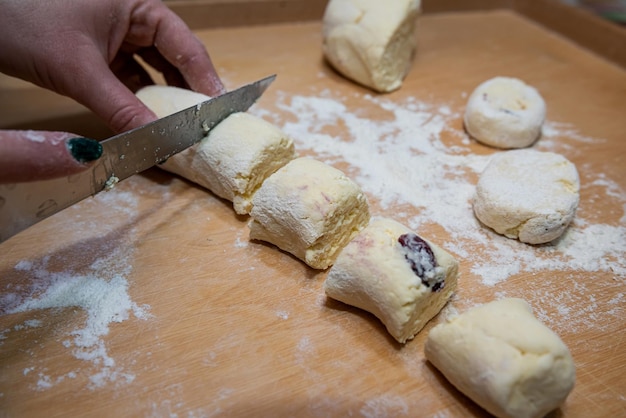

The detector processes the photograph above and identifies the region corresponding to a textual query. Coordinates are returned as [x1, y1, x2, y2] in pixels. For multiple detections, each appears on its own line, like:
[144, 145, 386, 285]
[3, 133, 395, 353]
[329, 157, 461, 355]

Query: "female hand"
[0, 0, 224, 182]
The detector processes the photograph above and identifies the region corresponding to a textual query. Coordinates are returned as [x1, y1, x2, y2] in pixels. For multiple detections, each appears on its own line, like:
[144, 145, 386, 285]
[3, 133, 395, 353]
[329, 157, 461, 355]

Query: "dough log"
[324, 218, 458, 343]
[425, 298, 576, 418]
[136, 85, 295, 215]
[249, 157, 370, 270]
[322, 0, 421, 93]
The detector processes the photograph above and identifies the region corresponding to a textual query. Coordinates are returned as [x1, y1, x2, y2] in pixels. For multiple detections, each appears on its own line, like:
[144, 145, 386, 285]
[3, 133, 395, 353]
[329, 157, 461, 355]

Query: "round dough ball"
[473, 150, 580, 244]
[464, 77, 546, 149]
[425, 298, 576, 418]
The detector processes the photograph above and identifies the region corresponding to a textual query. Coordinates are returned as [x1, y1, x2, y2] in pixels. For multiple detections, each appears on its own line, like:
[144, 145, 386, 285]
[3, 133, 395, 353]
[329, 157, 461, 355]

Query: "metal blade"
[0, 74, 276, 243]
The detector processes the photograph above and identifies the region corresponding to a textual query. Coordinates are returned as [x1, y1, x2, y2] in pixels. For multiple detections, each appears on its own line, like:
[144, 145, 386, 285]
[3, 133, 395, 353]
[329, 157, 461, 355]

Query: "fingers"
[89, 73, 158, 133]
[0, 131, 103, 183]
[110, 52, 155, 93]
[136, 46, 189, 90]
[58, 41, 160, 133]
[0, 0, 224, 136]
[77, 0, 224, 132]
[139, 1, 226, 96]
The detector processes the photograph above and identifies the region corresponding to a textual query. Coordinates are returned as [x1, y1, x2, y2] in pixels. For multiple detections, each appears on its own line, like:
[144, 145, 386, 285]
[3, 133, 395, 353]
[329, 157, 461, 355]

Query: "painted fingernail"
[67, 137, 103, 163]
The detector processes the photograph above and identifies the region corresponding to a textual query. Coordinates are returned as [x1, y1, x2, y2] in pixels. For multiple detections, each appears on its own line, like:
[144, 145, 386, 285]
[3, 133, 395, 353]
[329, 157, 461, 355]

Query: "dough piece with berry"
[324, 217, 458, 343]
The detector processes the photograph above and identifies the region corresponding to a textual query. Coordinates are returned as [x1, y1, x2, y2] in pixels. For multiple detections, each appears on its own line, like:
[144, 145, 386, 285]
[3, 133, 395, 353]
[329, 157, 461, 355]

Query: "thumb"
[0, 130, 103, 183]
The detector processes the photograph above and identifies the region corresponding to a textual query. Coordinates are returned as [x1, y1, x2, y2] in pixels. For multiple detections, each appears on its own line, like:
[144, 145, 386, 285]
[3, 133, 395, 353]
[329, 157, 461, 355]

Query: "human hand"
[0, 0, 224, 134]
[0, 0, 224, 183]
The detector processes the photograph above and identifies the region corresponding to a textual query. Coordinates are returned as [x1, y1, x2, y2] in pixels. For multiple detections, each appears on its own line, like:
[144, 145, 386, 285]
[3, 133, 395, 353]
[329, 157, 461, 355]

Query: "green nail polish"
[67, 137, 103, 163]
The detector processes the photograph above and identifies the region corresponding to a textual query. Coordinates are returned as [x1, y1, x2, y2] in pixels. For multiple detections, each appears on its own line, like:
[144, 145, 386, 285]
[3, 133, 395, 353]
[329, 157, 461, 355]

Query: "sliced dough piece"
[136, 85, 296, 215]
[464, 77, 546, 149]
[322, 0, 421, 93]
[191, 112, 296, 214]
[249, 157, 370, 269]
[324, 217, 458, 343]
[425, 298, 576, 418]
[473, 149, 579, 244]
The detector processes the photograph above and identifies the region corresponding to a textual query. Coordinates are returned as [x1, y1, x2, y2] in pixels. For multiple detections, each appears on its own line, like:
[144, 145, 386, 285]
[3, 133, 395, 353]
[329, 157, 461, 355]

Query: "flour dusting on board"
[361, 395, 409, 417]
[254, 89, 626, 328]
[0, 186, 152, 390]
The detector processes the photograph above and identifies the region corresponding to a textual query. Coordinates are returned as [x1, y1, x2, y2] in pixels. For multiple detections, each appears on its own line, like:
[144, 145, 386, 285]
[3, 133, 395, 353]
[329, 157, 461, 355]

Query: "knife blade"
[0, 74, 276, 243]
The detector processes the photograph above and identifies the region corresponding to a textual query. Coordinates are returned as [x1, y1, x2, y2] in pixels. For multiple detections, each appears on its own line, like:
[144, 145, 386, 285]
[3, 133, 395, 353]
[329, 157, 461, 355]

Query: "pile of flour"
[0, 187, 152, 390]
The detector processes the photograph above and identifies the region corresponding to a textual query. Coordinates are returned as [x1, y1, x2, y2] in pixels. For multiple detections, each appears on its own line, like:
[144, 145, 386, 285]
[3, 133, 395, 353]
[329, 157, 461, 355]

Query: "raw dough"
[249, 157, 370, 269]
[136, 85, 211, 177]
[136, 84, 211, 119]
[191, 112, 296, 214]
[324, 217, 458, 343]
[464, 77, 546, 149]
[322, 0, 420, 93]
[136, 85, 295, 215]
[425, 298, 576, 418]
[473, 149, 579, 244]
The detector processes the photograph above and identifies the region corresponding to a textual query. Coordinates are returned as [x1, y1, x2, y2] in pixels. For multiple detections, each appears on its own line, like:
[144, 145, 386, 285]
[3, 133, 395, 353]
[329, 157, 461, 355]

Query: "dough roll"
[322, 0, 421, 93]
[136, 85, 295, 215]
[425, 298, 576, 418]
[249, 157, 370, 270]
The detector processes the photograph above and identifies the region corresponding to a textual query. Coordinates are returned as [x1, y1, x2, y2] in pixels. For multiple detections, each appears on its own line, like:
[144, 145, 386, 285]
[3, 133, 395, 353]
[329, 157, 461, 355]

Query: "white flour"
[0, 186, 152, 391]
[8, 252, 148, 389]
[23, 130, 47, 143]
[253, 89, 626, 340]
[1, 85, 624, 408]
[253, 90, 626, 287]
[21, 130, 67, 145]
[361, 395, 409, 418]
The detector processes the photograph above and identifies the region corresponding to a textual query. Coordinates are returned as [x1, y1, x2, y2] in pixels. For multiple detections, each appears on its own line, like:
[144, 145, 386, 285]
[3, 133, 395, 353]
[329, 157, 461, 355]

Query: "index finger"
[0, 131, 103, 183]
[151, 5, 225, 96]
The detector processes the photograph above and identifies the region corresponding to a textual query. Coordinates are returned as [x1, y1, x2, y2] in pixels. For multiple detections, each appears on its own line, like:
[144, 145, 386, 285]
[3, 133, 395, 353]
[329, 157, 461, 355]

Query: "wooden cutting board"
[1, 9, 625, 417]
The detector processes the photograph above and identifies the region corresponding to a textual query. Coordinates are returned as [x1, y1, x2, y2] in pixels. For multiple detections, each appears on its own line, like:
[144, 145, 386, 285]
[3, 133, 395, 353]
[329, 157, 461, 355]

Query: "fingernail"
[67, 137, 103, 163]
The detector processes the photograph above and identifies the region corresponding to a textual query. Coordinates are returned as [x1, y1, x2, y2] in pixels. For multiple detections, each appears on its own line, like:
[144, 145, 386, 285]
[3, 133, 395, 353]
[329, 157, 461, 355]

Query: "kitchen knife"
[0, 74, 276, 243]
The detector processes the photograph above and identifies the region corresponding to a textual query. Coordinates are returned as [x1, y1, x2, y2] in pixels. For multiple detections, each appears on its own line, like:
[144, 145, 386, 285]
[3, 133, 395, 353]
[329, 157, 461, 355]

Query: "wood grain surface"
[1, 9, 625, 418]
